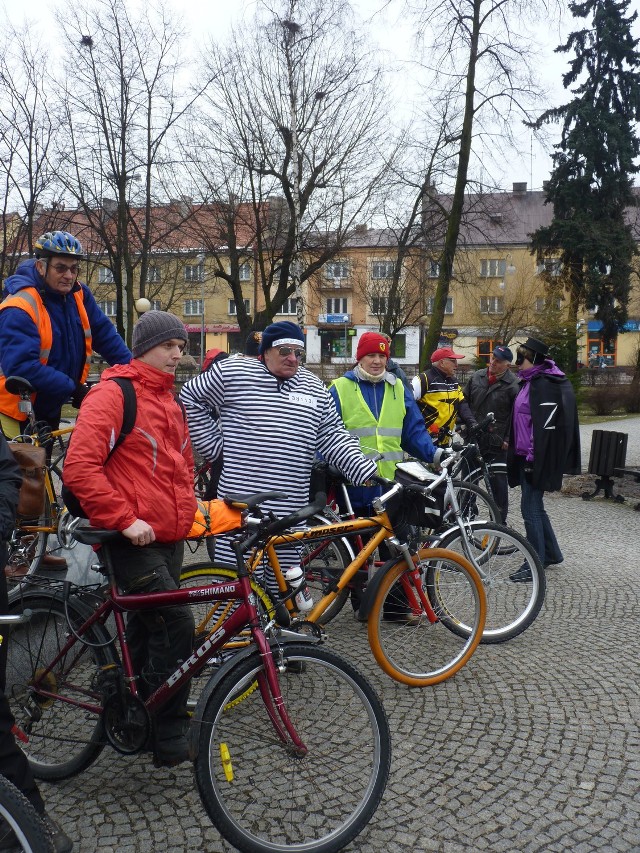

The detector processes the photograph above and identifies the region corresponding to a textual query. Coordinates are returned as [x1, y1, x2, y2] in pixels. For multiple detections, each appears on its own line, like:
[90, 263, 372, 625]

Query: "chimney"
[354, 223, 368, 234]
[542, 180, 550, 191]
[512, 182, 527, 194]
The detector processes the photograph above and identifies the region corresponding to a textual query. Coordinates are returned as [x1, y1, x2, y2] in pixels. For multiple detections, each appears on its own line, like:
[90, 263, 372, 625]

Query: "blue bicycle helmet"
[34, 231, 84, 259]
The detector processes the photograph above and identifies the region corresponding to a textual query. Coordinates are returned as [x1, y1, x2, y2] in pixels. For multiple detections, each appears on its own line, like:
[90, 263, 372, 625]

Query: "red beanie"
[356, 332, 390, 362]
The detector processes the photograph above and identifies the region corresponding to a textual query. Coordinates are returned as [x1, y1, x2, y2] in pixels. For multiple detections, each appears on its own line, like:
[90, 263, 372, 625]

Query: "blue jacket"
[329, 369, 435, 509]
[0, 260, 131, 420]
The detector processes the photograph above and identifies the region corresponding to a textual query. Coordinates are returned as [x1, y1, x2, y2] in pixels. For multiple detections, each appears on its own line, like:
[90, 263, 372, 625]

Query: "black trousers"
[106, 539, 195, 741]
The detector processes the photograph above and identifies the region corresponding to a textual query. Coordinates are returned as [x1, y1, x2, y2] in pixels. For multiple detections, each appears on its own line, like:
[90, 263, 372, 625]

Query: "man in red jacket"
[63, 311, 196, 767]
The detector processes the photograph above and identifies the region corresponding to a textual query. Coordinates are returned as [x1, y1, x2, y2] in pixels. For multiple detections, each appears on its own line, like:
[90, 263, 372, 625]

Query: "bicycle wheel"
[5, 591, 115, 780]
[0, 775, 53, 853]
[443, 479, 501, 526]
[367, 548, 486, 687]
[430, 522, 546, 643]
[195, 642, 391, 853]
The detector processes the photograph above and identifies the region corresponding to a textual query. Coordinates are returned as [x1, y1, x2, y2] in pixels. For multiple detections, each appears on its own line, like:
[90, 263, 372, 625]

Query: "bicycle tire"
[430, 522, 546, 643]
[367, 548, 486, 687]
[194, 642, 391, 853]
[0, 775, 53, 852]
[5, 590, 116, 780]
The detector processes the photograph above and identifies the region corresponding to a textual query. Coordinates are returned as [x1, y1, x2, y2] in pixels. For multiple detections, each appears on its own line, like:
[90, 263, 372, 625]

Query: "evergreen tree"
[529, 0, 640, 369]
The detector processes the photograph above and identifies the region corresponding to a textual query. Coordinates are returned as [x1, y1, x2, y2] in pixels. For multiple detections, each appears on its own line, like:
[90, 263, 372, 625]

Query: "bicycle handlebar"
[467, 411, 495, 437]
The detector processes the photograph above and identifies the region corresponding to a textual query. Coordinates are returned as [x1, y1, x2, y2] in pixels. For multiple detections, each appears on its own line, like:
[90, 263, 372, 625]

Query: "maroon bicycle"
[5, 493, 390, 853]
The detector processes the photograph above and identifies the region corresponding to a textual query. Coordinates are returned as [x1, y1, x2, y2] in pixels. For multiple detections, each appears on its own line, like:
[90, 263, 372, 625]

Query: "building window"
[480, 296, 505, 314]
[390, 334, 406, 358]
[184, 263, 204, 282]
[150, 299, 162, 311]
[537, 259, 562, 277]
[480, 259, 506, 278]
[325, 261, 349, 280]
[98, 267, 114, 284]
[477, 339, 503, 365]
[278, 298, 298, 315]
[146, 266, 161, 283]
[326, 297, 348, 314]
[371, 260, 394, 280]
[238, 263, 251, 281]
[228, 299, 250, 315]
[428, 261, 440, 278]
[372, 296, 402, 315]
[97, 300, 117, 316]
[535, 296, 563, 313]
[427, 297, 453, 315]
[587, 336, 616, 367]
[183, 299, 203, 316]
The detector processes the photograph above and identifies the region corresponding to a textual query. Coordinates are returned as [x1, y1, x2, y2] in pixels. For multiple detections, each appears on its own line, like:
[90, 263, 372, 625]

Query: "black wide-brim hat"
[520, 337, 549, 356]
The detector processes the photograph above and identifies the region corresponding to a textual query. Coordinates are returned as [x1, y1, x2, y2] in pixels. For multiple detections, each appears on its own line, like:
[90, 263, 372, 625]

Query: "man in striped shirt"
[180, 321, 377, 590]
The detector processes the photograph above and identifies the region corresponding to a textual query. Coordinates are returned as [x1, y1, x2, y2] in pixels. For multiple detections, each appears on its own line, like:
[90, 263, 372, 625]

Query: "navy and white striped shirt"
[180, 357, 377, 521]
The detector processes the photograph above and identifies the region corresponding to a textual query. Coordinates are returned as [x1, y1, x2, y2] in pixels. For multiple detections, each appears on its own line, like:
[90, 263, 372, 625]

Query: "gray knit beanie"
[132, 310, 188, 358]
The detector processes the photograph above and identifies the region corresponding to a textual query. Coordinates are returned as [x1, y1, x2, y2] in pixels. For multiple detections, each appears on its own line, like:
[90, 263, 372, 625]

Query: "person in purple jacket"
[507, 337, 580, 582]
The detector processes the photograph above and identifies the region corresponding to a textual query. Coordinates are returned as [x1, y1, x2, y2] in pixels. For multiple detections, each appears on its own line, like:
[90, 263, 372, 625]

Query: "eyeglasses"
[277, 347, 305, 359]
[48, 263, 79, 276]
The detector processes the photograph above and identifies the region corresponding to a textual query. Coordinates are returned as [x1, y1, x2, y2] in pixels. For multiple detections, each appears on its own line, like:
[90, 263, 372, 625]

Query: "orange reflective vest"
[0, 287, 92, 420]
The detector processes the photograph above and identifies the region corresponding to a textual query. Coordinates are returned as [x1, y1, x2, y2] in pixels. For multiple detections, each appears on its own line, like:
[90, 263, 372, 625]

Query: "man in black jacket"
[0, 435, 73, 851]
[464, 345, 519, 520]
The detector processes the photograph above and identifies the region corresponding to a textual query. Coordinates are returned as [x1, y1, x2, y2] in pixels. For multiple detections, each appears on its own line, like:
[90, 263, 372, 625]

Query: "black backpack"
[61, 377, 137, 518]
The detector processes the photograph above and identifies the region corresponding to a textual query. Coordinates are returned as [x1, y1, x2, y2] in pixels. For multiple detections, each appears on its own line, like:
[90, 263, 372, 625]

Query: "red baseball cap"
[430, 347, 465, 362]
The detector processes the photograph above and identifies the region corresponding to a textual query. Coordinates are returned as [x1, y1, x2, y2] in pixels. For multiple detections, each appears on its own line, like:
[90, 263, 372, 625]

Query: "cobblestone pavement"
[34, 417, 640, 852]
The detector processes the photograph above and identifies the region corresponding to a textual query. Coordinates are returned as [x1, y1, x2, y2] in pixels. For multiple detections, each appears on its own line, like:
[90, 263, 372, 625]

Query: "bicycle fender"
[356, 556, 403, 622]
[188, 636, 318, 759]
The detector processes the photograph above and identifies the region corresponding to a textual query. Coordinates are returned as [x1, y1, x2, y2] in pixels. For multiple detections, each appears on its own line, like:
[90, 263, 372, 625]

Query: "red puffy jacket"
[63, 360, 196, 542]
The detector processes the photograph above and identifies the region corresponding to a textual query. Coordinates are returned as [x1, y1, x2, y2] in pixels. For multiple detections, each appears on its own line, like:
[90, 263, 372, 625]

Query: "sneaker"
[544, 560, 563, 569]
[509, 566, 533, 583]
[42, 813, 73, 853]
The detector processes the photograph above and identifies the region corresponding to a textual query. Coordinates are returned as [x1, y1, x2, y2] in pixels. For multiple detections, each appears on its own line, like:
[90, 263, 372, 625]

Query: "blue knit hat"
[258, 321, 305, 355]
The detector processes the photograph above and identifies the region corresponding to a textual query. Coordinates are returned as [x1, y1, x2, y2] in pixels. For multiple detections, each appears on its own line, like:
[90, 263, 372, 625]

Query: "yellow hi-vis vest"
[332, 376, 405, 480]
[0, 287, 92, 420]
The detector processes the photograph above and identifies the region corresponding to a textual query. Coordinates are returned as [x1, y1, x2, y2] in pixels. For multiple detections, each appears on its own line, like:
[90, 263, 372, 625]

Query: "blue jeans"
[517, 460, 563, 566]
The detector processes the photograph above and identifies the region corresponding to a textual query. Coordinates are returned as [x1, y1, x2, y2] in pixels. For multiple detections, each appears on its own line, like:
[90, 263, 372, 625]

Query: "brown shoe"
[40, 554, 68, 570]
[4, 563, 29, 580]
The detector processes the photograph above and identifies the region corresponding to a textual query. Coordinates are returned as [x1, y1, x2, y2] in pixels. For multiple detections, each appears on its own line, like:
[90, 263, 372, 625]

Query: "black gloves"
[71, 383, 90, 409]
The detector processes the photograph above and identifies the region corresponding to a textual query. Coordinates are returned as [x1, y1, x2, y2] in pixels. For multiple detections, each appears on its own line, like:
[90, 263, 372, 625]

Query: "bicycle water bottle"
[285, 565, 314, 613]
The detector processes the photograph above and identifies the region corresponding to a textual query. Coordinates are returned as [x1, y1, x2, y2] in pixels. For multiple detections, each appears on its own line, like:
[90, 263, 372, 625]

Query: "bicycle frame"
[248, 498, 440, 625]
[26, 571, 307, 752]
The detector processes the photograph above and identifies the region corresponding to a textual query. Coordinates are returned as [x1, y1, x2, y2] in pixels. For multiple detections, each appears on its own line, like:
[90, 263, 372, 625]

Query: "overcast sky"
[5, 0, 633, 195]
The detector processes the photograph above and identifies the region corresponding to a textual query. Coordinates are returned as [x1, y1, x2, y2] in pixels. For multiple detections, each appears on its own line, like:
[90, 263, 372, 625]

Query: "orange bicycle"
[182, 475, 487, 687]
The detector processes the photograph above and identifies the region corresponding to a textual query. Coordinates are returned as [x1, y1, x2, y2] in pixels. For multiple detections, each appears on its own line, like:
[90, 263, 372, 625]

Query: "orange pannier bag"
[186, 499, 243, 540]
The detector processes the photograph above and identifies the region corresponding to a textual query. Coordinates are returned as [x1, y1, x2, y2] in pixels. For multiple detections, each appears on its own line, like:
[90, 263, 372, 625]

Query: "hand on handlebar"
[433, 447, 455, 467]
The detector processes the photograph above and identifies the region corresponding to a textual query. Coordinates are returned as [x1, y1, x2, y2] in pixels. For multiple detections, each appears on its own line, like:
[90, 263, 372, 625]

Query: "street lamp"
[196, 253, 206, 365]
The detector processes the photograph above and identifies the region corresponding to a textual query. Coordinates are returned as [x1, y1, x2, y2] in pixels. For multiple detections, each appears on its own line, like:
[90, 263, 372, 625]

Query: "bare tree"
[0, 23, 57, 278]
[53, 0, 211, 342]
[189, 0, 391, 338]
[402, 0, 553, 367]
